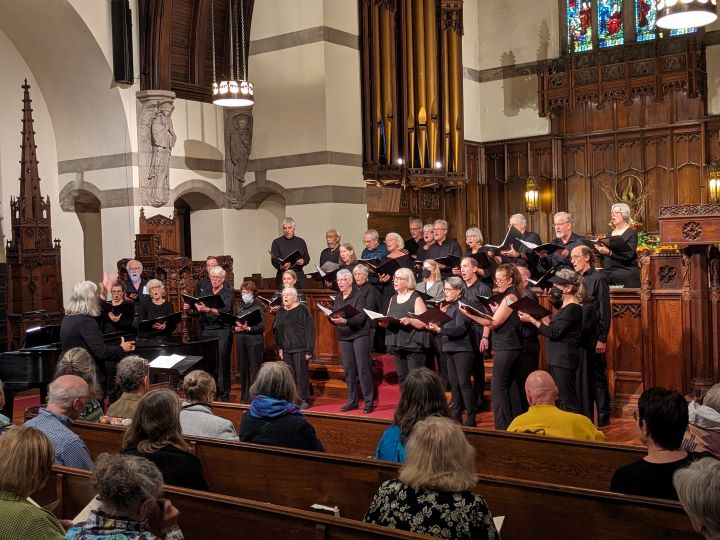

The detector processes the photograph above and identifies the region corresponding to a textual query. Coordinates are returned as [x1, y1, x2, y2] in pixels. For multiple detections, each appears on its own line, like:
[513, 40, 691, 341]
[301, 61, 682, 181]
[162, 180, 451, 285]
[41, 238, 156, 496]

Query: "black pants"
[447, 351, 476, 420]
[202, 326, 233, 400]
[284, 351, 310, 402]
[394, 350, 426, 383]
[100, 360, 119, 403]
[550, 364, 580, 414]
[432, 334, 449, 388]
[513, 339, 540, 415]
[237, 334, 264, 403]
[577, 347, 596, 421]
[340, 336, 374, 407]
[594, 352, 611, 423]
[491, 349, 522, 430]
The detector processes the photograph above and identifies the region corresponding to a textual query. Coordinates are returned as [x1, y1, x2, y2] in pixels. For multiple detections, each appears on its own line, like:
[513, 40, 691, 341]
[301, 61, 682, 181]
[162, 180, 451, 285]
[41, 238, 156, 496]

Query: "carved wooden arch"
[139, 207, 181, 254]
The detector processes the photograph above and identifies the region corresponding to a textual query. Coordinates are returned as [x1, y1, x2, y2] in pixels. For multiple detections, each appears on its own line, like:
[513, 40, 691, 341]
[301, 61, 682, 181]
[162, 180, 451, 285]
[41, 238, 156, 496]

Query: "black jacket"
[60, 314, 125, 364]
[239, 413, 325, 452]
[122, 443, 210, 491]
[539, 303, 583, 370]
[331, 287, 370, 340]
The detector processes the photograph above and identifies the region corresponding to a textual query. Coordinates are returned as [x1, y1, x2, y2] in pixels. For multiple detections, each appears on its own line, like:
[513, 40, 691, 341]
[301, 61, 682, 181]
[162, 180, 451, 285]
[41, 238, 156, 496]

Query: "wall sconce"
[708, 162, 720, 203]
[525, 175, 540, 213]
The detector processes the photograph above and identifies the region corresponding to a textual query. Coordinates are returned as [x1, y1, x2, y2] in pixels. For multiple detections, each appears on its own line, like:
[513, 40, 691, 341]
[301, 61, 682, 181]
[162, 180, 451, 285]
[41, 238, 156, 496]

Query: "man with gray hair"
[24, 375, 93, 469]
[124, 259, 147, 301]
[405, 217, 424, 258]
[497, 213, 543, 276]
[270, 217, 310, 289]
[537, 211, 584, 273]
[426, 219, 462, 278]
[106, 355, 150, 419]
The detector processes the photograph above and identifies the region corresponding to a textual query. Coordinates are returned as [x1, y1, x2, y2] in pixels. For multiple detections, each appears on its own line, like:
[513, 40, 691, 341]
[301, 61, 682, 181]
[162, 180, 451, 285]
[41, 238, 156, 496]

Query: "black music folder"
[358, 257, 383, 269]
[407, 307, 453, 326]
[269, 249, 303, 267]
[219, 306, 263, 327]
[373, 258, 402, 277]
[138, 312, 182, 334]
[102, 301, 135, 318]
[476, 291, 509, 312]
[317, 303, 362, 320]
[433, 254, 462, 269]
[517, 239, 564, 255]
[182, 294, 226, 310]
[584, 235, 632, 253]
[363, 308, 402, 325]
[506, 296, 552, 320]
[458, 302, 494, 321]
[257, 294, 282, 308]
[469, 251, 493, 268]
[528, 267, 556, 290]
[485, 225, 522, 251]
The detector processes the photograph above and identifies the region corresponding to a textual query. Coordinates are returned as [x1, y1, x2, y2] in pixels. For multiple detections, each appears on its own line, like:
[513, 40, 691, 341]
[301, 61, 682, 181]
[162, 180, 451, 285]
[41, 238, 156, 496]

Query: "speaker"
[111, 0, 134, 85]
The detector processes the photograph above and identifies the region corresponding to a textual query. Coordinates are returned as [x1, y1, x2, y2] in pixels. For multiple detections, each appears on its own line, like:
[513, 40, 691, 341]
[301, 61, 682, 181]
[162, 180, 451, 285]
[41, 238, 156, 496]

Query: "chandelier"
[656, 0, 718, 29]
[211, 0, 254, 107]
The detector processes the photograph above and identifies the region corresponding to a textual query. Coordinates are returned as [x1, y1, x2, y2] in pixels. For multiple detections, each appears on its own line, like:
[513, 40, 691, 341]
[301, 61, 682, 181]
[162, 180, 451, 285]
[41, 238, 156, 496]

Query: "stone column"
[137, 90, 177, 207]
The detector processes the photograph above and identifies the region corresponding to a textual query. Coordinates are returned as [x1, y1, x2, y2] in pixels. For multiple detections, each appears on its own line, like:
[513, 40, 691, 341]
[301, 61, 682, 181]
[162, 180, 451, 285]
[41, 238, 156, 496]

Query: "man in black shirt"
[537, 211, 584, 273]
[270, 217, 310, 289]
[319, 229, 341, 266]
[497, 213, 543, 276]
[425, 219, 462, 278]
[405, 218, 423, 259]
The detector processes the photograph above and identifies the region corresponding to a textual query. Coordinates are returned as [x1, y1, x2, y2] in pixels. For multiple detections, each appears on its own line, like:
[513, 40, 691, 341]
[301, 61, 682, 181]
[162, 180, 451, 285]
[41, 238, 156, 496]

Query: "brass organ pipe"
[405, 0, 415, 168]
[372, 4, 383, 163]
[449, 22, 463, 174]
[380, 6, 393, 163]
[424, 0, 439, 168]
[442, 27, 451, 171]
[413, 0, 427, 169]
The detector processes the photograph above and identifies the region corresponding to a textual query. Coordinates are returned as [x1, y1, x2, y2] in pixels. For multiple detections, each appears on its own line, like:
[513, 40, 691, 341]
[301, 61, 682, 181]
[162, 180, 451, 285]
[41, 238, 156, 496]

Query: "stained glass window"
[668, 27, 697, 36]
[567, 0, 594, 52]
[598, 0, 624, 48]
[635, 0, 657, 42]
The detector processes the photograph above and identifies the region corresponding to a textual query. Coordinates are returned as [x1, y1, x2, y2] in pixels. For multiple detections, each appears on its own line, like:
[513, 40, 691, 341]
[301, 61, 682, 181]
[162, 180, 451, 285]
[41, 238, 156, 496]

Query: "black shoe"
[598, 418, 611, 428]
[340, 403, 358, 412]
[363, 404, 375, 414]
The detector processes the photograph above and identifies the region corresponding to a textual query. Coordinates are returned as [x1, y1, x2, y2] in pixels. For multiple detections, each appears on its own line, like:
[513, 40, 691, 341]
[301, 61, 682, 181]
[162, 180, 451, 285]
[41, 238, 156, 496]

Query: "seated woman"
[683, 383, 720, 456]
[365, 416, 500, 539]
[673, 457, 720, 540]
[239, 361, 324, 452]
[611, 387, 714, 500]
[65, 453, 184, 540]
[53, 347, 104, 422]
[376, 368, 452, 463]
[0, 427, 66, 540]
[180, 370, 239, 441]
[138, 279, 176, 336]
[105, 355, 150, 421]
[121, 388, 210, 491]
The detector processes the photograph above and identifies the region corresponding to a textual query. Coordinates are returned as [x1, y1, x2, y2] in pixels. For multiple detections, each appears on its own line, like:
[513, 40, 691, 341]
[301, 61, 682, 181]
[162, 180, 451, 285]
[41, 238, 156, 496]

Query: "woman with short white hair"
[138, 278, 176, 336]
[595, 202, 640, 288]
[674, 457, 720, 540]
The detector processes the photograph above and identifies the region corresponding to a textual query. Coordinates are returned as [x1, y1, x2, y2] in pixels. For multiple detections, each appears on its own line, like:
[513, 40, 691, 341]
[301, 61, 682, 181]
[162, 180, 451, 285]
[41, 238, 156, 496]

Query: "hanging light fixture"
[211, 0, 254, 107]
[525, 175, 540, 214]
[657, 0, 717, 29]
[708, 161, 720, 203]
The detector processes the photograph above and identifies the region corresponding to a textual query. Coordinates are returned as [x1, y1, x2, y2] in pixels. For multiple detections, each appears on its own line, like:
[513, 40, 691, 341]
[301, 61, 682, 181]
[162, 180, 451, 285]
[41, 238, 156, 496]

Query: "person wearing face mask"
[234, 281, 266, 403]
[415, 260, 444, 302]
[518, 269, 586, 414]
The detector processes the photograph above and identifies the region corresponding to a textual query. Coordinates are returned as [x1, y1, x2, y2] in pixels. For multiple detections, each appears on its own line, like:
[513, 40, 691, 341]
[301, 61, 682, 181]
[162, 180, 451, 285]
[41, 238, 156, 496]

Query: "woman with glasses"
[415, 259, 444, 302]
[595, 202, 641, 288]
[460, 264, 523, 429]
[382, 268, 429, 384]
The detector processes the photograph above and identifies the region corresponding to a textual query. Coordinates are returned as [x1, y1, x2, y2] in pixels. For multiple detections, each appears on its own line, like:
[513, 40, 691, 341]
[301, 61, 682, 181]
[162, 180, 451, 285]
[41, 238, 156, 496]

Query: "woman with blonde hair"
[0, 427, 66, 539]
[365, 416, 500, 539]
[415, 259, 444, 301]
[122, 388, 210, 491]
[180, 370, 238, 440]
[53, 347, 103, 422]
[338, 243, 358, 269]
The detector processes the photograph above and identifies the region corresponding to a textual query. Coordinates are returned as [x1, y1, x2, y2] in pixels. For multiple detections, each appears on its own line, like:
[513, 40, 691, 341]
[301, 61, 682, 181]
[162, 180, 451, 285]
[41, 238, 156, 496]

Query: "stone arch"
[59, 181, 105, 211]
[232, 177, 288, 209]
[171, 180, 226, 210]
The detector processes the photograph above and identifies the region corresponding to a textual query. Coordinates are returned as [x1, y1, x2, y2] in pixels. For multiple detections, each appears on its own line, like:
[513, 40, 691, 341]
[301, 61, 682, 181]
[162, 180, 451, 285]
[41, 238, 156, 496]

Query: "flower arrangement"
[637, 231, 678, 254]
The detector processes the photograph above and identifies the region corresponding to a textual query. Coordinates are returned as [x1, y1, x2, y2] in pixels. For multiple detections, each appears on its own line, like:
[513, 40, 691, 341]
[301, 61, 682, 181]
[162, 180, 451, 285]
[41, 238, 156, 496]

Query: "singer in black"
[137, 279, 176, 336]
[518, 269, 586, 414]
[234, 281, 266, 403]
[425, 219, 462, 279]
[329, 269, 374, 413]
[270, 217, 310, 289]
[101, 281, 136, 334]
[595, 203, 641, 288]
[536, 212, 584, 273]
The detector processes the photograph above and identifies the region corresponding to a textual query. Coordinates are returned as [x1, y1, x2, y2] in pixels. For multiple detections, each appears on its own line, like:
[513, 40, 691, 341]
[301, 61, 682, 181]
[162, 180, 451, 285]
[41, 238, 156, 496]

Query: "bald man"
[506, 370, 607, 442]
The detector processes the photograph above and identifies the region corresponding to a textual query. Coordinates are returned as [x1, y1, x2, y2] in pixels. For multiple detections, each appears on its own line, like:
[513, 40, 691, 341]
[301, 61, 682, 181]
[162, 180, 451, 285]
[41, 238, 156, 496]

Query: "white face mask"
[241, 293, 253, 304]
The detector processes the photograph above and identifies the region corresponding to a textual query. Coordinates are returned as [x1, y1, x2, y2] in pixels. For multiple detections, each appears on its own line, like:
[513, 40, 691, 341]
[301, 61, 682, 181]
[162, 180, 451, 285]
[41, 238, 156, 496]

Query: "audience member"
[54, 347, 103, 422]
[375, 368, 452, 463]
[365, 416, 500, 539]
[105, 355, 150, 420]
[610, 387, 714, 500]
[24, 374, 93, 469]
[122, 389, 210, 491]
[0, 378, 10, 428]
[673, 457, 720, 540]
[65, 453, 184, 540]
[683, 383, 720, 456]
[0, 427, 66, 540]
[239, 361, 324, 451]
[507, 370, 607, 441]
[180, 370, 238, 441]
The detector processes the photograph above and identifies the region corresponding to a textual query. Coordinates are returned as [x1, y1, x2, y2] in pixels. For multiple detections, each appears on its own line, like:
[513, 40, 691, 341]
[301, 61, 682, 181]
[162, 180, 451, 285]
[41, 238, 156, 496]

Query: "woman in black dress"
[234, 281, 266, 403]
[596, 202, 640, 288]
[518, 268, 586, 413]
[138, 279, 176, 336]
[101, 281, 135, 334]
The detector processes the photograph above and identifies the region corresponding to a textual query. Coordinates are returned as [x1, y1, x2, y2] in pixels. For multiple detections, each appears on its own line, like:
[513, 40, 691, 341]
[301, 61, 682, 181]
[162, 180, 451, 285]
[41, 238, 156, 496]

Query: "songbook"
[363, 308, 402, 325]
[256, 294, 282, 308]
[101, 301, 135, 318]
[432, 254, 462, 269]
[357, 257, 383, 269]
[485, 225, 522, 251]
[476, 291, 509, 312]
[219, 306, 263, 327]
[584, 235, 632, 253]
[528, 267, 556, 290]
[269, 249, 303, 267]
[506, 296, 552, 320]
[317, 303, 361, 320]
[516, 239, 564, 255]
[468, 251, 493, 268]
[149, 354, 186, 369]
[182, 294, 226, 310]
[458, 301, 494, 321]
[315, 262, 341, 282]
[137, 311, 182, 334]
[373, 258, 402, 277]
[407, 307, 453, 326]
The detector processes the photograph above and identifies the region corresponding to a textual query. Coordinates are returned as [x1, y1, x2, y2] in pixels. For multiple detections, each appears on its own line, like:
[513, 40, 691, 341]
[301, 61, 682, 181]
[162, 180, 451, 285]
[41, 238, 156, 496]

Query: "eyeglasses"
[393, 276, 408, 281]
[443, 287, 456, 292]
[433, 228, 447, 232]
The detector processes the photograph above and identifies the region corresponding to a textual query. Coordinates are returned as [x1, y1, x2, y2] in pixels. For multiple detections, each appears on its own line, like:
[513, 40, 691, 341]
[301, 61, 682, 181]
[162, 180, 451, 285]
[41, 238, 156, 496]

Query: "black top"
[490, 287, 523, 351]
[539, 303, 583, 369]
[60, 314, 125, 364]
[463, 278, 493, 309]
[331, 287, 370, 340]
[438, 301, 475, 353]
[405, 237, 420, 257]
[599, 228, 641, 288]
[319, 246, 341, 266]
[357, 282, 382, 313]
[101, 303, 136, 335]
[500, 230, 542, 272]
[239, 413, 325, 452]
[538, 232, 585, 272]
[273, 304, 315, 354]
[610, 451, 713, 500]
[385, 291, 427, 353]
[235, 300, 265, 340]
[521, 288, 540, 341]
[124, 279, 147, 301]
[426, 239, 463, 278]
[579, 267, 611, 344]
[137, 299, 176, 336]
[270, 236, 310, 288]
[122, 443, 210, 491]
[378, 254, 415, 301]
[190, 282, 235, 329]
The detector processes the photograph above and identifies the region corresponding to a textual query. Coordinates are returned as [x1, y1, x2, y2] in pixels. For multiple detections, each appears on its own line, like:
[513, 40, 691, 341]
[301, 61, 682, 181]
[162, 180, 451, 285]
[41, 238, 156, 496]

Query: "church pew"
[68, 422, 699, 539]
[34, 466, 427, 540]
[210, 402, 646, 491]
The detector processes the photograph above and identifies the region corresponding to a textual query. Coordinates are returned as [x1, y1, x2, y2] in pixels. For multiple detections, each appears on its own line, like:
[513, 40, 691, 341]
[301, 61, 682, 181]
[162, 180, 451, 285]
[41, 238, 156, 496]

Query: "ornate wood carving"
[612, 303, 641, 318]
[139, 207, 181, 255]
[658, 266, 676, 284]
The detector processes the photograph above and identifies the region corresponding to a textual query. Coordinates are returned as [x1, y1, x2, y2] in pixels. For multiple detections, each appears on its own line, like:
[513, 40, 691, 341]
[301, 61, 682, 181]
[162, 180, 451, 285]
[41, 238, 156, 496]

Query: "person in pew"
[610, 387, 715, 500]
[330, 269, 374, 414]
[54, 348, 104, 422]
[375, 368, 452, 463]
[122, 389, 211, 491]
[24, 375, 94, 470]
[60, 280, 135, 401]
[673, 457, 720, 540]
[0, 427, 67, 540]
[239, 361, 324, 451]
[65, 453, 184, 540]
[507, 370, 607, 441]
[595, 202, 641, 288]
[180, 370, 239, 441]
[137, 279, 176, 336]
[0, 378, 11, 429]
[234, 281, 266, 404]
[105, 355, 150, 421]
[101, 281, 136, 335]
[683, 383, 720, 456]
[273, 287, 315, 410]
[365, 416, 500, 539]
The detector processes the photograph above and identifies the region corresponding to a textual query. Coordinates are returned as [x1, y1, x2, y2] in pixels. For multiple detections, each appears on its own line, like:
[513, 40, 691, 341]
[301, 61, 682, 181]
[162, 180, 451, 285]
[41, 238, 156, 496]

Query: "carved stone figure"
[225, 109, 253, 209]
[137, 90, 177, 208]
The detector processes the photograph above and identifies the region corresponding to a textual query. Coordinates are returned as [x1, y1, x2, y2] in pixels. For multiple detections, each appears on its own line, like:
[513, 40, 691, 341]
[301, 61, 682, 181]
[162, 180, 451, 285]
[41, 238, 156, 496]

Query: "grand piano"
[0, 325, 219, 420]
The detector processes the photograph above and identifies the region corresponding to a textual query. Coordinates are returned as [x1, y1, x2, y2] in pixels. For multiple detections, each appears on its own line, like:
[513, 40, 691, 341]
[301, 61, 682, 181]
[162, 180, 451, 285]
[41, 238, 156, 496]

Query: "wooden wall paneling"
[673, 130, 704, 205]
[706, 119, 720, 163]
[643, 94, 672, 127]
[674, 92, 704, 123]
[484, 146, 506, 243]
[506, 142, 529, 226]
[169, 0, 193, 82]
[616, 96, 644, 130]
[529, 142, 555, 238]
[607, 291, 643, 415]
[563, 139, 590, 234]
[651, 295, 686, 391]
[560, 105, 586, 136]
[589, 138, 617, 235]
[444, 188, 467, 244]
[643, 132, 673, 232]
[589, 101, 615, 133]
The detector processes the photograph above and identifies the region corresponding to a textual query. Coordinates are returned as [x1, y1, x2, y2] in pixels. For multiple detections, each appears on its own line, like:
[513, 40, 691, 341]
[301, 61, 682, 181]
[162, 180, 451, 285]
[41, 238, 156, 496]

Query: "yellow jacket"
[507, 404, 608, 442]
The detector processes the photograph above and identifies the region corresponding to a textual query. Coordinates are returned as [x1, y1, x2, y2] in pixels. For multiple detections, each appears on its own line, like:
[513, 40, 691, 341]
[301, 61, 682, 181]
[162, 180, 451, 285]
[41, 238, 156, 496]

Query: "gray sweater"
[179, 402, 239, 441]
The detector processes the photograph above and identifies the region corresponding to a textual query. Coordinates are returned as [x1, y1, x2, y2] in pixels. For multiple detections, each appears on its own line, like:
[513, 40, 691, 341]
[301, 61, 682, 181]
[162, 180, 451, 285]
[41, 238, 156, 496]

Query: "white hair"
[510, 213, 527, 226]
[611, 203, 632, 223]
[209, 266, 226, 278]
[364, 229, 379, 241]
[673, 458, 720, 539]
[65, 281, 101, 317]
[336, 269, 352, 280]
[554, 211, 573, 225]
[385, 232, 405, 250]
[282, 217, 296, 227]
[126, 260, 143, 271]
[352, 264, 369, 277]
[48, 377, 88, 409]
[146, 279, 165, 295]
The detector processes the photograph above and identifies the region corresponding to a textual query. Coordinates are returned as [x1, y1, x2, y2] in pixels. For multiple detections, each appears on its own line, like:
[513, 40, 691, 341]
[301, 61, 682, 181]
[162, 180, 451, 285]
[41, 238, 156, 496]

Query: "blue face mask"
[242, 293, 253, 304]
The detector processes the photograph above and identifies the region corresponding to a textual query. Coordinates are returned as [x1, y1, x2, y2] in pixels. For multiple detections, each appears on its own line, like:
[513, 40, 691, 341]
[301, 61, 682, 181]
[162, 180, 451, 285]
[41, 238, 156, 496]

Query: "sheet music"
[317, 304, 333, 316]
[149, 354, 186, 368]
[493, 516, 505, 532]
[363, 308, 385, 320]
[315, 265, 327, 277]
[517, 238, 540, 250]
[485, 225, 513, 249]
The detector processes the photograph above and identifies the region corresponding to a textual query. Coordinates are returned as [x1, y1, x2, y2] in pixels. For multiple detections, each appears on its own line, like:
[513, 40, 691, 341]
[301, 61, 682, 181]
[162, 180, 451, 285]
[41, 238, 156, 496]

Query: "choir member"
[537, 211, 584, 272]
[415, 259, 444, 302]
[465, 226, 491, 281]
[425, 219, 462, 278]
[405, 217, 424, 258]
[353, 264, 382, 313]
[377, 232, 415, 305]
[234, 281, 266, 404]
[319, 228, 341, 266]
[137, 279, 176, 336]
[339, 242, 358, 269]
[194, 256, 219, 296]
[270, 217, 310, 289]
[361, 229, 389, 260]
[497, 213, 542, 274]
[596, 202, 641, 288]
[515, 266, 540, 414]
[415, 224, 435, 263]
[125, 259, 147, 301]
[101, 281, 135, 334]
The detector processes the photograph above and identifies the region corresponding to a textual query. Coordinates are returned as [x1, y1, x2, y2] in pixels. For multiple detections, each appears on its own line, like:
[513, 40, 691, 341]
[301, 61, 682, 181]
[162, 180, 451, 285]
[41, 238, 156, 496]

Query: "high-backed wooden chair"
[139, 207, 181, 255]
